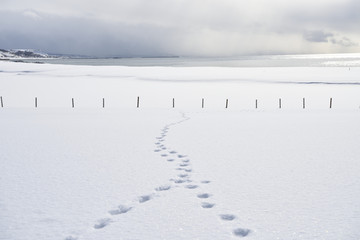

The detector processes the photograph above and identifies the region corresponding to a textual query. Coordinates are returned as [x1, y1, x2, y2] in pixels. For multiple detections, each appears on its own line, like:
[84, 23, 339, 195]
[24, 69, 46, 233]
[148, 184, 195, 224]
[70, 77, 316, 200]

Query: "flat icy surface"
[0, 61, 360, 240]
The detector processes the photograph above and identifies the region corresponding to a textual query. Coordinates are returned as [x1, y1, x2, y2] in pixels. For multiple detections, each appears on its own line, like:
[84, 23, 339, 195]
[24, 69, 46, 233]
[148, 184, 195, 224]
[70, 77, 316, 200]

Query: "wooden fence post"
[137, 96, 140, 108]
[225, 99, 229, 109]
[303, 98, 305, 109]
[172, 98, 175, 108]
[103, 98, 105, 108]
[35, 97, 38, 108]
[279, 98, 282, 109]
[330, 98, 333, 109]
[0, 96, 3, 108]
[255, 99, 258, 109]
[202, 98, 204, 108]
[72, 98, 74, 108]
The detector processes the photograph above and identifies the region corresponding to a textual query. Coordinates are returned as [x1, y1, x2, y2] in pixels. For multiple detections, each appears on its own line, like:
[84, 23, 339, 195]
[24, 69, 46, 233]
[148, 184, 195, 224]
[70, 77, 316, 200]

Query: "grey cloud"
[330, 37, 358, 47]
[303, 31, 333, 43]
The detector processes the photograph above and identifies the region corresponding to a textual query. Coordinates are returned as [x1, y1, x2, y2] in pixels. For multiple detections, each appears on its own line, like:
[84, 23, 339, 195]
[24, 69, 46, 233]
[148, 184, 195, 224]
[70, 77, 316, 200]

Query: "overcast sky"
[0, 0, 359, 57]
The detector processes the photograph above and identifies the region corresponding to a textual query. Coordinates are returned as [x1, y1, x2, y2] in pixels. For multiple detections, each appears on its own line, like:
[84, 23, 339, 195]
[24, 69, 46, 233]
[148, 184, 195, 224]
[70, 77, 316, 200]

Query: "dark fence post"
[35, 97, 38, 108]
[303, 98, 305, 109]
[103, 98, 105, 108]
[279, 98, 282, 109]
[202, 98, 204, 108]
[72, 98, 74, 108]
[137, 96, 140, 108]
[330, 98, 333, 109]
[225, 99, 229, 109]
[0, 96, 3, 108]
[172, 98, 175, 108]
[255, 99, 258, 109]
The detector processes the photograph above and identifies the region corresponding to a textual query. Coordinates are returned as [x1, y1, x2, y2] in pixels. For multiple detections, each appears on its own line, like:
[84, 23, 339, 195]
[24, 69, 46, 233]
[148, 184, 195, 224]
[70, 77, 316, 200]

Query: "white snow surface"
[0, 61, 360, 240]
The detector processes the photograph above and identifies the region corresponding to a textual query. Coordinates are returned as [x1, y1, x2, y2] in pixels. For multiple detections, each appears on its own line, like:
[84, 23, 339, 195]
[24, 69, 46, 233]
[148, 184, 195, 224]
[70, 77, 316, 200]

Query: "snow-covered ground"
[0, 61, 360, 240]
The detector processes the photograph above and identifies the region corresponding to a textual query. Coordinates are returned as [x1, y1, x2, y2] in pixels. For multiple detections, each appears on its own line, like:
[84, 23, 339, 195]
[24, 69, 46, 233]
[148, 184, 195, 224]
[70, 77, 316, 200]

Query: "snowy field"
[1, 61, 360, 240]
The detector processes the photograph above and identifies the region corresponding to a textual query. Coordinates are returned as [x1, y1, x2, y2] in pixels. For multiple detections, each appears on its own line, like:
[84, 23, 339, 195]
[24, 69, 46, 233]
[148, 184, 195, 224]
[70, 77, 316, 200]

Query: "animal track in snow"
[65, 236, 78, 240]
[177, 154, 187, 158]
[178, 174, 189, 178]
[219, 214, 236, 221]
[161, 154, 168, 157]
[233, 228, 251, 237]
[197, 193, 211, 199]
[182, 159, 190, 163]
[171, 179, 186, 184]
[94, 218, 112, 229]
[139, 195, 152, 203]
[184, 169, 192, 172]
[167, 159, 175, 162]
[169, 151, 177, 154]
[185, 184, 198, 189]
[108, 205, 132, 215]
[201, 180, 211, 184]
[179, 163, 189, 167]
[155, 185, 171, 191]
[154, 149, 161, 152]
[201, 202, 215, 208]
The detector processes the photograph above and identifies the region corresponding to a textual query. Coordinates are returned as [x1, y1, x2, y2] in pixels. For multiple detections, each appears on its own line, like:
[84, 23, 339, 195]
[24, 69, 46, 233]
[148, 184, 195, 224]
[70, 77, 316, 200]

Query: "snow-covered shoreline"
[0, 61, 360, 240]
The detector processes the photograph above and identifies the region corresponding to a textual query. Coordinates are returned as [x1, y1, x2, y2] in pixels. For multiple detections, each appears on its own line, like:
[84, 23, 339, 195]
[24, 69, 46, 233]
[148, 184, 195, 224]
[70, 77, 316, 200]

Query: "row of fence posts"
[0, 96, 335, 109]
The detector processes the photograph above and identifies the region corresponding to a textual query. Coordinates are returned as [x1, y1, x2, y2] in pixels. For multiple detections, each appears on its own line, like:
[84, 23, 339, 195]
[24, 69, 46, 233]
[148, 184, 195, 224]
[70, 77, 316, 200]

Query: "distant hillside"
[0, 49, 49, 59]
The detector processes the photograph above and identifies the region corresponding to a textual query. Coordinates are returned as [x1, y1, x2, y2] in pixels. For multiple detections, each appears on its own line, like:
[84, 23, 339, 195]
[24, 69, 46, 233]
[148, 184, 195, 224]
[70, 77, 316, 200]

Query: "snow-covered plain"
[0, 61, 360, 240]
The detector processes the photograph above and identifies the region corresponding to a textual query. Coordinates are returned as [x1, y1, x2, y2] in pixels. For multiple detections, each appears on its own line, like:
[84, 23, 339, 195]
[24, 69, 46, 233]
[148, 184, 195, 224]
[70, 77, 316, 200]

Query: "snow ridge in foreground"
[64, 112, 251, 240]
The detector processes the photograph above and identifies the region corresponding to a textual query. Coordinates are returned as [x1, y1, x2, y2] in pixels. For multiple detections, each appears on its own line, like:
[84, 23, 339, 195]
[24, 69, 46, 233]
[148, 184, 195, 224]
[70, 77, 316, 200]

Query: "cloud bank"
[0, 0, 359, 57]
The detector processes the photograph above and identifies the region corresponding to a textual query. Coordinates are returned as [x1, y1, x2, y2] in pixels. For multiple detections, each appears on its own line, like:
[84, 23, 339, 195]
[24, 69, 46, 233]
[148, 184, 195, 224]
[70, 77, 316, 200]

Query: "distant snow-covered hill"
[0, 49, 49, 59]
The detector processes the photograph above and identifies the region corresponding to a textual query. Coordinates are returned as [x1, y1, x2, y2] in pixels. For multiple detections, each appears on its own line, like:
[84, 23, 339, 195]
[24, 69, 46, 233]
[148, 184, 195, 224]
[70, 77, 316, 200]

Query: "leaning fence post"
[137, 96, 140, 108]
[225, 99, 229, 109]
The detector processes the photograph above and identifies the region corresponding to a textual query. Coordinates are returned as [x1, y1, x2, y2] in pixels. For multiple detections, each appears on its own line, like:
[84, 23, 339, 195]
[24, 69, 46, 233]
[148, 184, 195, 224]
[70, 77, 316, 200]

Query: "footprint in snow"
[182, 159, 190, 163]
[201, 180, 211, 184]
[171, 179, 186, 184]
[178, 154, 187, 158]
[184, 169, 192, 172]
[139, 195, 152, 203]
[185, 184, 198, 189]
[167, 159, 175, 162]
[179, 163, 189, 167]
[108, 205, 132, 215]
[154, 149, 161, 152]
[155, 185, 171, 191]
[201, 202, 215, 208]
[94, 218, 112, 229]
[233, 228, 251, 237]
[178, 174, 189, 178]
[197, 193, 211, 199]
[169, 151, 177, 154]
[161, 154, 168, 157]
[219, 214, 236, 221]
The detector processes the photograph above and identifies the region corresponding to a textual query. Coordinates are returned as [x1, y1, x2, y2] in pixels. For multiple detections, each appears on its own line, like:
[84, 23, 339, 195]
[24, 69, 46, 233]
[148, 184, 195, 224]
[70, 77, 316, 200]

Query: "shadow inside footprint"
[155, 185, 171, 191]
[167, 159, 175, 162]
[185, 184, 198, 189]
[169, 151, 177, 154]
[108, 205, 132, 215]
[161, 154, 168, 157]
[65, 236, 78, 240]
[139, 195, 152, 203]
[171, 179, 186, 184]
[179, 163, 189, 167]
[220, 214, 236, 221]
[197, 193, 211, 199]
[178, 174, 188, 178]
[233, 228, 251, 237]
[94, 218, 111, 229]
[201, 202, 215, 208]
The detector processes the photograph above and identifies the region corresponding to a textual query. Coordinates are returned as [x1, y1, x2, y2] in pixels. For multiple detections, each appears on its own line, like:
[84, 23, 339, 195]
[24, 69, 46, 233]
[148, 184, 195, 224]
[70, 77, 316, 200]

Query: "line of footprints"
[65, 113, 251, 240]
